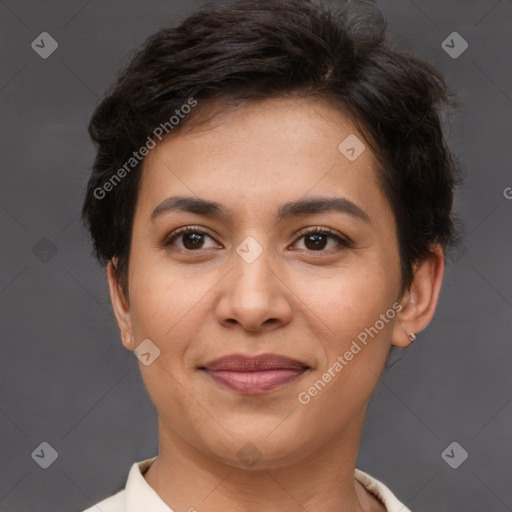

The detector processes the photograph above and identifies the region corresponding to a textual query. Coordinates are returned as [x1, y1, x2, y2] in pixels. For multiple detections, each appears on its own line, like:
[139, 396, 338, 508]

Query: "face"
[112, 98, 409, 469]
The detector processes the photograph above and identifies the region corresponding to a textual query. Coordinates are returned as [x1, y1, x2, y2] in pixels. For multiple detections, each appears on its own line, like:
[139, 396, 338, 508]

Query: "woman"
[81, 0, 461, 510]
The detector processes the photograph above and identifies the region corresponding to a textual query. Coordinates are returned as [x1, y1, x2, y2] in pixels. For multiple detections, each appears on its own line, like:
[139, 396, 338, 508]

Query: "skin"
[107, 98, 445, 512]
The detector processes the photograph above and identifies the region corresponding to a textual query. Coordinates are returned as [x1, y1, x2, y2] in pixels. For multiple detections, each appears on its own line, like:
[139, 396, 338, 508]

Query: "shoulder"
[354, 468, 412, 512]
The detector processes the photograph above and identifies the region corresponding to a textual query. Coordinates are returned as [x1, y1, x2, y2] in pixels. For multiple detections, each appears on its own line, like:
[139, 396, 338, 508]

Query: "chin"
[196, 429, 316, 471]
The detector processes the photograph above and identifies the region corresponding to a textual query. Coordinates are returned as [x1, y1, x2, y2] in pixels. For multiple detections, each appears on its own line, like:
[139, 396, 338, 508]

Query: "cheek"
[296, 259, 398, 338]
[293, 258, 399, 406]
[295, 283, 396, 426]
[127, 253, 222, 363]
[127, 256, 188, 346]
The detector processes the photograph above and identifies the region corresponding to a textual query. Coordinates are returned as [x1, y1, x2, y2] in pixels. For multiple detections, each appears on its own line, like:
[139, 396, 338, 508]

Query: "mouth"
[199, 354, 311, 394]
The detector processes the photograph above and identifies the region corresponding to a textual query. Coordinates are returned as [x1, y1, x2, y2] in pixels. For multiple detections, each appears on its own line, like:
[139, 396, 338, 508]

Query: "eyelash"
[164, 225, 351, 254]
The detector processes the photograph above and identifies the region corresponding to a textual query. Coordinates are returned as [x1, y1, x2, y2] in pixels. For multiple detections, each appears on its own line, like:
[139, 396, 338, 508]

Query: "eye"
[164, 226, 221, 251]
[292, 227, 350, 253]
[164, 226, 351, 253]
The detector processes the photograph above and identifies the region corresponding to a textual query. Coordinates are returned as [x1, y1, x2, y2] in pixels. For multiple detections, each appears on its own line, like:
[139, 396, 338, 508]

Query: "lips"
[200, 354, 310, 394]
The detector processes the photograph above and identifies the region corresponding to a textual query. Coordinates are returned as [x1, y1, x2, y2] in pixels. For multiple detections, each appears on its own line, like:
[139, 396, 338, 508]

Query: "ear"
[107, 258, 134, 351]
[391, 244, 445, 348]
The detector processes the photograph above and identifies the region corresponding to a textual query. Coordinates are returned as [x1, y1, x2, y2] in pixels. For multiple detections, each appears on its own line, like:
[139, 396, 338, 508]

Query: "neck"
[143, 407, 384, 512]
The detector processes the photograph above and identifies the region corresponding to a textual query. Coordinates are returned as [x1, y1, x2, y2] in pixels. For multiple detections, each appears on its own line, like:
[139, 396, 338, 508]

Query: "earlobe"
[107, 258, 133, 350]
[391, 245, 445, 348]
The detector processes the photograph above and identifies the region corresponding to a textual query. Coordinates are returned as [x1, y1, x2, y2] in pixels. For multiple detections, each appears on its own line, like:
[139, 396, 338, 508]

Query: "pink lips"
[201, 354, 310, 394]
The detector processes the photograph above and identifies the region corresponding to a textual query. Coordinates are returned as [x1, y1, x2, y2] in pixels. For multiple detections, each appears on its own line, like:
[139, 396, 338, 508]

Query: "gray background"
[0, 1, 510, 511]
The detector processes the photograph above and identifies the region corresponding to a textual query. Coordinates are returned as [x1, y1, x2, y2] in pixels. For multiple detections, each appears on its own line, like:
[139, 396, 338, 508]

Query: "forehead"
[136, 97, 392, 227]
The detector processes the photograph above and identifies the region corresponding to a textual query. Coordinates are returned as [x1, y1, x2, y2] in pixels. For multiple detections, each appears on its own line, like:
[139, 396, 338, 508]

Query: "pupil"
[184, 233, 203, 249]
[305, 233, 326, 250]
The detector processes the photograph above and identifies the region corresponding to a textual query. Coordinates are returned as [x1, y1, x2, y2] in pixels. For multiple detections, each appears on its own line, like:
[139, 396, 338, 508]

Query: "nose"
[215, 246, 293, 333]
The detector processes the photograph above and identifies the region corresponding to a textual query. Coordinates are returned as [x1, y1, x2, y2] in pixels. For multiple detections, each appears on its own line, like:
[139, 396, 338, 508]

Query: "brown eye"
[303, 233, 328, 250]
[181, 232, 206, 250]
[293, 227, 350, 253]
[165, 227, 220, 251]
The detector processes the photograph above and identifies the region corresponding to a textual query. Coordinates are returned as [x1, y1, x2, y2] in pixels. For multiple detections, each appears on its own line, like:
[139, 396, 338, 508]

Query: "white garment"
[82, 456, 412, 512]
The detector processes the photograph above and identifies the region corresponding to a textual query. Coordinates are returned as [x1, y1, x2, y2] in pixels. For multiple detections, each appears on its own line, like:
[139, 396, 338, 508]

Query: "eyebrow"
[150, 195, 371, 224]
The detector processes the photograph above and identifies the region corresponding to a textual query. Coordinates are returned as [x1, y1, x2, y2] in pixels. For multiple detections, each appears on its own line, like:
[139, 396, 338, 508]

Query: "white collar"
[86, 456, 411, 512]
[123, 456, 172, 512]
